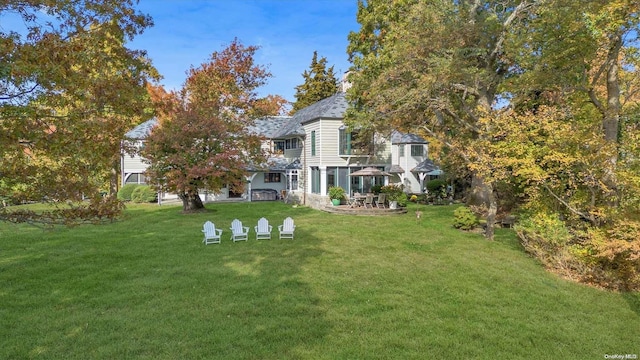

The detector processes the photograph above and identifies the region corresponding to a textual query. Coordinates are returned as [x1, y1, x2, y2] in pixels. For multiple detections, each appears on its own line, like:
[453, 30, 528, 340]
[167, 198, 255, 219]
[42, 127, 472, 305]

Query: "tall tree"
[142, 39, 286, 212]
[508, 0, 640, 207]
[346, 0, 537, 239]
[0, 0, 157, 225]
[291, 51, 339, 113]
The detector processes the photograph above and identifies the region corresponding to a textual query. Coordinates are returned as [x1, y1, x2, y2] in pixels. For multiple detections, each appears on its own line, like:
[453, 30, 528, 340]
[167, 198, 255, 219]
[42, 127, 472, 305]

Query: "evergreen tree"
[291, 51, 339, 113]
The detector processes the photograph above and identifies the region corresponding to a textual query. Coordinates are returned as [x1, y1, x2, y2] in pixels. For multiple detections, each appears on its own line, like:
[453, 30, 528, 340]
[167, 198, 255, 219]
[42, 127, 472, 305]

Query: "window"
[288, 170, 299, 190]
[264, 173, 281, 183]
[311, 131, 316, 156]
[399, 145, 405, 157]
[339, 128, 352, 155]
[274, 140, 285, 154]
[125, 173, 146, 184]
[311, 167, 320, 193]
[339, 127, 371, 155]
[285, 138, 298, 149]
[327, 168, 336, 190]
[411, 145, 424, 157]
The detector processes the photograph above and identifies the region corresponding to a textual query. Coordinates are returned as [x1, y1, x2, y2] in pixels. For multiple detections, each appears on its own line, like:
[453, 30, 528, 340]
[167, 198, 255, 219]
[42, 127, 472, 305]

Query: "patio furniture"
[363, 193, 374, 208]
[230, 219, 249, 242]
[278, 217, 296, 239]
[202, 221, 222, 245]
[350, 192, 363, 207]
[375, 193, 387, 208]
[255, 217, 272, 240]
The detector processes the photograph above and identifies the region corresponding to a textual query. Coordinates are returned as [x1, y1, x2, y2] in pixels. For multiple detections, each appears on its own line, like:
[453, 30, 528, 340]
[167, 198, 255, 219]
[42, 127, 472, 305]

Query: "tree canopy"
[291, 51, 339, 113]
[0, 0, 157, 225]
[141, 39, 286, 212]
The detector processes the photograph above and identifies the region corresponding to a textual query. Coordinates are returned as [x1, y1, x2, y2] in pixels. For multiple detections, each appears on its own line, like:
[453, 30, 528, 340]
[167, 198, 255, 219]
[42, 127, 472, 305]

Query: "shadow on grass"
[624, 291, 640, 316]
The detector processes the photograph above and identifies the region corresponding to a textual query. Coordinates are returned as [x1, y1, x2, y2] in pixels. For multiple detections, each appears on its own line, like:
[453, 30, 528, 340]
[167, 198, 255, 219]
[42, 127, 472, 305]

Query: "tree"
[0, 0, 157, 225]
[141, 39, 286, 212]
[346, 0, 538, 239]
[291, 51, 339, 113]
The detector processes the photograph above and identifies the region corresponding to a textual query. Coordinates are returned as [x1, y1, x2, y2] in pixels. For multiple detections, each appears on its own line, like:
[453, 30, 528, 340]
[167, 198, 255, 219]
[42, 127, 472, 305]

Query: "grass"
[1, 201, 638, 359]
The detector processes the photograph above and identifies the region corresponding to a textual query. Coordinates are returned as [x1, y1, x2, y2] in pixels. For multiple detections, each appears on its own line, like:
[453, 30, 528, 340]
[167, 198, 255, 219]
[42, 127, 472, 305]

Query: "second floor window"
[274, 140, 285, 154]
[284, 138, 298, 150]
[339, 127, 371, 155]
[411, 145, 424, 157]
[399, 145, 405, 157]
[311, 131, 316, 156]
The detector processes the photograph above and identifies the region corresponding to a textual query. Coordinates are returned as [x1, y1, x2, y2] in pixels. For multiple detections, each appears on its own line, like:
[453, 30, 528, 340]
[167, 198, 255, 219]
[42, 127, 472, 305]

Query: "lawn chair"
[375, 193, 387, 208]
[230, 219, 249, 242]
[363, 193, 374, 208]
[202, 221, 222, 245]
[254, 217, 272, 240]
[278, 217, 296, 239]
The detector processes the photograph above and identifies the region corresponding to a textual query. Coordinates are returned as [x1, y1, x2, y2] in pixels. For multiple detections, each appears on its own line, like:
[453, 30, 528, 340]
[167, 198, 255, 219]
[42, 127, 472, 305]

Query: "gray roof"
[386, 164, 405, 174]
[297, 92, 348, 125]
[390, 130, 428, 144]
[411, 159, 442, 174]
[246, 157, 301, 172]
[272, 116, 305, 138]
[125, 118, 158, 139]
[247, 116, 291, 138]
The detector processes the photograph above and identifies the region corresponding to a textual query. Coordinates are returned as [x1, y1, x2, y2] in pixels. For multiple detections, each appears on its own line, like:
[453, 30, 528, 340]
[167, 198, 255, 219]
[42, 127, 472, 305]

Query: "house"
[121, 92, 441, 208]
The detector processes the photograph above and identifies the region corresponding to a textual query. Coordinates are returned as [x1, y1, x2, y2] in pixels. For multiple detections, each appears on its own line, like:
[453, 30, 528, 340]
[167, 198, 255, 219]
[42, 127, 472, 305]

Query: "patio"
[322, 203, 407, 216]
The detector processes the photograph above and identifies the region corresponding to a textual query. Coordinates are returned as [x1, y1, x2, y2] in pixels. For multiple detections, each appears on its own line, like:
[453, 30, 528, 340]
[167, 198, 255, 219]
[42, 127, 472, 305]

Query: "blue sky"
[130, 0, 360, 102]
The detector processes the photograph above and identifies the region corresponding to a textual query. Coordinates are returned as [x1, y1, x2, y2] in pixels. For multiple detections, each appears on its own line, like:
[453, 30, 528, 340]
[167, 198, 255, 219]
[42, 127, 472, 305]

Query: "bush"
[370, 185, 383, 194]
[131, 185, 157, 203]
[380, 184, 404, 200]
[453, 206, 478, 230]
[397, 192, 408, 207]
[426, 179, 447, 194]
[328, 186, 346, 200]
[117, 184, 139, 202]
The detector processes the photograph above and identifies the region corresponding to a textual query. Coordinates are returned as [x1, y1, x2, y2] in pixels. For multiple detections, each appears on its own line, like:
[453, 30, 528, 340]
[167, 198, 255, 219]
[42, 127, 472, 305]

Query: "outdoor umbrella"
[349, 167, 391, 177]
[349, 167, 392, 194]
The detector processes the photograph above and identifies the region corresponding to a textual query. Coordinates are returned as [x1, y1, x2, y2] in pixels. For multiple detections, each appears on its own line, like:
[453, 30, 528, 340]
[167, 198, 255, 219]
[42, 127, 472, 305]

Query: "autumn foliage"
[346, 0, 640, 290]
[1, 0, 157, 225]
[142, 39, 286, 212]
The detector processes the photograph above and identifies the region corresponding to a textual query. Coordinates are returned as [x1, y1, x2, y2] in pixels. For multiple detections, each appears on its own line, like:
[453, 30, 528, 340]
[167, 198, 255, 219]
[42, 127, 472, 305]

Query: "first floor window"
[264, 173, 281, 183]
[125, 173, 146, 184]
[311, 167, 320, 194]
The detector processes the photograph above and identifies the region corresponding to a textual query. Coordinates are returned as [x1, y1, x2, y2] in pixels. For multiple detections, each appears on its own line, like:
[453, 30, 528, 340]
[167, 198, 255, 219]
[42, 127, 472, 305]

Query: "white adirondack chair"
[278, 217, 296, 239]
[254, 217, 272, 240]
[230, 219, 249, 242]
[202, 221, 222, 245]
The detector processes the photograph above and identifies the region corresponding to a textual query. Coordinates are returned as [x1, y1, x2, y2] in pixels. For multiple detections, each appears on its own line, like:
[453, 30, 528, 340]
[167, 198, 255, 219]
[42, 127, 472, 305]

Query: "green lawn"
[1, 202, 638, 359]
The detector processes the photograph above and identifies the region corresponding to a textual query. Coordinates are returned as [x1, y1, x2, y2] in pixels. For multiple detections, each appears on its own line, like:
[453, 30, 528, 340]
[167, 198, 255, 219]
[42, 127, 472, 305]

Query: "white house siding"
[122, 141, 149, 184]
[284, 145, 302, 161]
[393, 143, 428, 193]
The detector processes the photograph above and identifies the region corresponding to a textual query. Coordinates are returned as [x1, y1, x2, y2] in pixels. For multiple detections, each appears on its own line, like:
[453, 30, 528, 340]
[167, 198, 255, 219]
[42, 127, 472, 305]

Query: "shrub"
[426, 179, 447, 194]
[453, 206, 478, 230]
[380, 184, 404, 201]
[117, 184, 139, 202]
[370, 185, 383, 194]
[131, 185, 158, 203]
[328, 186, 346, 200]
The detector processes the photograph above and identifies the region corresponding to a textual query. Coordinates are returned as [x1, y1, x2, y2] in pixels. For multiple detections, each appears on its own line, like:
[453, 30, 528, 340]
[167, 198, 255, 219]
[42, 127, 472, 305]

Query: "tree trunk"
[180, 189, 204, 212]
[467, 173, 497, 240]
[602, 33, 622, 205]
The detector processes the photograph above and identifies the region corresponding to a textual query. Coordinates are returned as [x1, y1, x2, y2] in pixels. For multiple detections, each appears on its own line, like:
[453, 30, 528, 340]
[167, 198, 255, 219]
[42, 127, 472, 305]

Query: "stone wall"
[304, 193, 331, 210]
